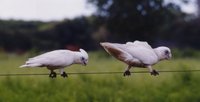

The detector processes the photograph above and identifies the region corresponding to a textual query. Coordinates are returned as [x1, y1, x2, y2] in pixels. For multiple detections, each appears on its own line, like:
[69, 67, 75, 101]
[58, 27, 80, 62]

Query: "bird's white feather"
[20, 49, 88, 69]
[123, 42, 158, 64]
[101, 41, 162, 65]
[126, 40, 152, 49]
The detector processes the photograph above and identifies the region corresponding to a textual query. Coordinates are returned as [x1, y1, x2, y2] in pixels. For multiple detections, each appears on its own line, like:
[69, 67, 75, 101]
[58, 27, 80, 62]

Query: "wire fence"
[0, 69, 200, 76]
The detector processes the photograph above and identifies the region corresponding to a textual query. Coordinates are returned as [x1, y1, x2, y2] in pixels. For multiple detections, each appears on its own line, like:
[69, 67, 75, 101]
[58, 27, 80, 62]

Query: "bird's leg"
[147, 66, 159, 76]
[49, 70, 57, 78]
[60, 68, 68, 78]
[123, 65, 132, 76]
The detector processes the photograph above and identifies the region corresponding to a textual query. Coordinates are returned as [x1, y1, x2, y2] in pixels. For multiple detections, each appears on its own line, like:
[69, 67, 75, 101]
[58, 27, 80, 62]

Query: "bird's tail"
[19, 63, 42, 68]
[100, 42, 116, 49]
[100, 42, 109, 47]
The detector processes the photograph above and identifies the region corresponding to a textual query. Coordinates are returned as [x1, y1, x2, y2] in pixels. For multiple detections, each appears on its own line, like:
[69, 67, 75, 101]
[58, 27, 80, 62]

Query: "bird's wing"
[26, 50, 74, 67]
[122, 44, 158, 65]
[100, 42, 135, 63]
[126, 40, 152, 50]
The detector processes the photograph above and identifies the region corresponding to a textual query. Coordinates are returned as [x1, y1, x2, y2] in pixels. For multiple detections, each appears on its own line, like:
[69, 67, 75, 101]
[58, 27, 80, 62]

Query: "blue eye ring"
[81, 57, 84, 60]
[165, 50, 169, 55]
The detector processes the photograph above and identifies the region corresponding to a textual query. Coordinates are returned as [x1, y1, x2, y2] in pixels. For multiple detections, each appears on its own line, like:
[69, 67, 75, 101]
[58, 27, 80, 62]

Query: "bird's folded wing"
[122, 44, 158, 65]
[26, 50, 73, 66]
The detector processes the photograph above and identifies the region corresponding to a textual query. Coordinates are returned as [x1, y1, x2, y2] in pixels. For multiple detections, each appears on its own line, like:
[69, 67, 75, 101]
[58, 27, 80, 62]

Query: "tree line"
[0, 0, 199, 52]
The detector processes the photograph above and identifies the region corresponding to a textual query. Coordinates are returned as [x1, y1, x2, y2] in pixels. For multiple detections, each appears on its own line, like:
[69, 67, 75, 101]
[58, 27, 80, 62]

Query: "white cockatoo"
[20, 49, 89, 78]
[100, 41, 172, 76]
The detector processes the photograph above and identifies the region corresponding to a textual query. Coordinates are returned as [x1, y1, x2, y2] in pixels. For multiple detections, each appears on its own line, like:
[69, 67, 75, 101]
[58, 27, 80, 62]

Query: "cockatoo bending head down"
[100, 40, 172, 76]
[20, 49, 89, 78]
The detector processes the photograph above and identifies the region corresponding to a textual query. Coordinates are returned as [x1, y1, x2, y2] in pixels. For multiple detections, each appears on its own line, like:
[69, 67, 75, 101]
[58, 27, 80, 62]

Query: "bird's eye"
[81, 57, 84, 60]
[164, 50, 169, 55]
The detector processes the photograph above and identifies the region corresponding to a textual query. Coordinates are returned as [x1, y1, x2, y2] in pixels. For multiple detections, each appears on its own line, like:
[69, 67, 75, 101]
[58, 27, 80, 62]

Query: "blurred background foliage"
[0, 0, 199, 56]
[1, 1, 200, 101]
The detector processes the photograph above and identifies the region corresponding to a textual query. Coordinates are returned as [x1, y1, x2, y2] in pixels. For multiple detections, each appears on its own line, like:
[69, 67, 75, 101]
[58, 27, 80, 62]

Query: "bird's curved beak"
[167, 54, 172, 60]
[82, 60, 87, 66]
[83, 61, 87, 66]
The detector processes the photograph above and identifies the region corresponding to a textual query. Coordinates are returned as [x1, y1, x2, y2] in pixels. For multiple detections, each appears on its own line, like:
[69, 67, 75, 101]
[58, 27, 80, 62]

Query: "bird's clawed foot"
[61, 72, 68, 78]
[123, 70, 131, 76]
[150, 69, 159, 76]
[49, 71, 57, 78]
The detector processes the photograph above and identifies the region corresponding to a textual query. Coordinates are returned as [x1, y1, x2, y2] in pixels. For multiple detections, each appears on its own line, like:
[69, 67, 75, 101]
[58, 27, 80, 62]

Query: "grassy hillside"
[0, 52, 200, 102]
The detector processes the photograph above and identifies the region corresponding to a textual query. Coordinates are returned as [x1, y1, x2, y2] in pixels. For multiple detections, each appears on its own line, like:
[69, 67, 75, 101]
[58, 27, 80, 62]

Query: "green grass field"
[0, 52, 200, 102]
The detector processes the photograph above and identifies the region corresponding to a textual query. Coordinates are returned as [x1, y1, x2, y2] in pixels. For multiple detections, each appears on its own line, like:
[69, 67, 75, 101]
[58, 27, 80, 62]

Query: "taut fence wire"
[0, 69, 200, 76]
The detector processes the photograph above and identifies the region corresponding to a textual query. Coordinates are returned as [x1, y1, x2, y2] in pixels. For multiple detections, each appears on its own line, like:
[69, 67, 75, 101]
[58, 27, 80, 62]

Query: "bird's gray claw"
[150, 69, 159, 76]
[123, 70, 131, 76]
[61, 72, 68, 78]
[49, 72, 57, 78]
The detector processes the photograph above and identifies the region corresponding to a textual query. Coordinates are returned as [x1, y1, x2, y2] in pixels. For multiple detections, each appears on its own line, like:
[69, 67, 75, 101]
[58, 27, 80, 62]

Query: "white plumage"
[100, 40, 172, 76]
[20, 49, 89, 78]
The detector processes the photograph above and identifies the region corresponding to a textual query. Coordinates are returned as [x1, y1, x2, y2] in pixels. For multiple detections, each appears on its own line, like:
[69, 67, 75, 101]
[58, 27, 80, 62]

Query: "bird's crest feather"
[79, 49, 88, 59]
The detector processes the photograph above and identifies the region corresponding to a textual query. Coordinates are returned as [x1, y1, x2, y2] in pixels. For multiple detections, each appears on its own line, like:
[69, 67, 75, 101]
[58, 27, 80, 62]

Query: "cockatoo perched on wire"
[100, 41, 172, 76]
[20, 49, 89, 78]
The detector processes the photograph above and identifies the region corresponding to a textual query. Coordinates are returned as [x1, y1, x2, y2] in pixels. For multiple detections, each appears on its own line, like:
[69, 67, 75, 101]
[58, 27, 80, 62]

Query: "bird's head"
[154, 46, 172, 61]
[79, 49, 89, 66]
